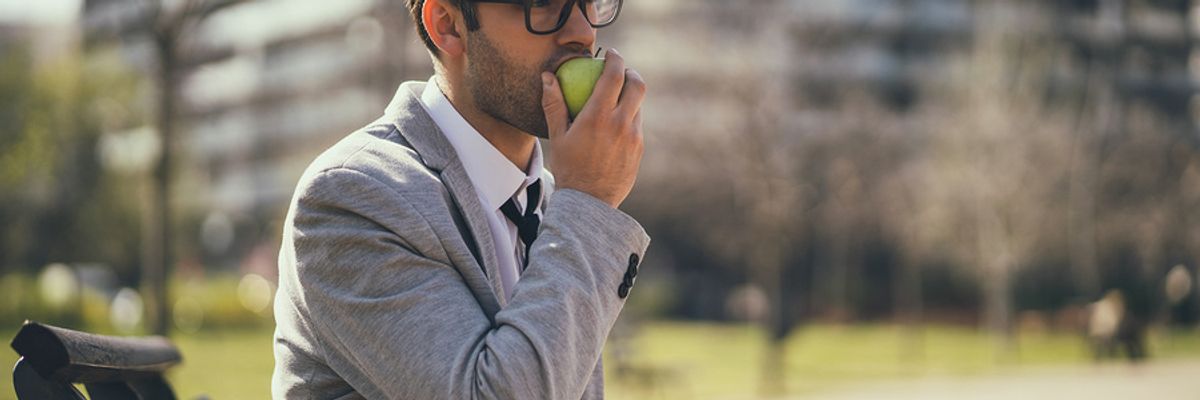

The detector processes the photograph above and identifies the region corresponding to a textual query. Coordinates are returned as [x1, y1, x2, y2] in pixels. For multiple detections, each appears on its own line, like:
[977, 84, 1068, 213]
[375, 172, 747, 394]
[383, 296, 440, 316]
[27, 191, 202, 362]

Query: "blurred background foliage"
[0, 44, 142, 281]
[2, 0, 1200, 399]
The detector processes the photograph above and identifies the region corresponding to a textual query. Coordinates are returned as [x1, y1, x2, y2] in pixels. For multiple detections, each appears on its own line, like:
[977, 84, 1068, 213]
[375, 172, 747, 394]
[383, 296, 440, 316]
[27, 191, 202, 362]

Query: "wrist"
[556, 183, 620, 208]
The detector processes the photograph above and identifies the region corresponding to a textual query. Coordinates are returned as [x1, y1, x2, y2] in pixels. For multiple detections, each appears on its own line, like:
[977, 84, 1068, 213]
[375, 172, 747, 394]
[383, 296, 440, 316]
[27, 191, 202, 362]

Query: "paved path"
[815, 360, 1200, 400]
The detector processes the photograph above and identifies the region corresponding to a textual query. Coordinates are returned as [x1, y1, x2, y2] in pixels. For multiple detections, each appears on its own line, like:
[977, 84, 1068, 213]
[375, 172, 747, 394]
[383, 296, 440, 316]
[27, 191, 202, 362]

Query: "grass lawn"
[603, 322, 1200, 399]
[1, 322, 1197, 399]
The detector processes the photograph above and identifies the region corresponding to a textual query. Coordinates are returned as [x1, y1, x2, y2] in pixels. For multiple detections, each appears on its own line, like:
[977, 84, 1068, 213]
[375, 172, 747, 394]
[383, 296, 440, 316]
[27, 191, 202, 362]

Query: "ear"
[423, 0, 466, 57]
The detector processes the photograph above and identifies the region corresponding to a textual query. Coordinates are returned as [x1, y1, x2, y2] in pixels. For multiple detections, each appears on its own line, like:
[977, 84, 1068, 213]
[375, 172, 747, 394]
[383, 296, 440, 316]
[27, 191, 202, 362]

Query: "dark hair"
[407, 0, 481, 55]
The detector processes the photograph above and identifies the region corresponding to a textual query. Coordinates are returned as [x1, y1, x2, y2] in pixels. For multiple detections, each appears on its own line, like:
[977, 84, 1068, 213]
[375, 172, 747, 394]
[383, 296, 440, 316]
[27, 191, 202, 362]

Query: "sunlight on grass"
[602, 322, 1200, 400]
[169, 328, 276, 399]
[1, 322, 1197, 400]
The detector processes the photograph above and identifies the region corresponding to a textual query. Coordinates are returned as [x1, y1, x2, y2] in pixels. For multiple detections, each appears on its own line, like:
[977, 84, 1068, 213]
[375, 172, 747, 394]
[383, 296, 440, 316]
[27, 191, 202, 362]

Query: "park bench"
[10, 320, 183, 400]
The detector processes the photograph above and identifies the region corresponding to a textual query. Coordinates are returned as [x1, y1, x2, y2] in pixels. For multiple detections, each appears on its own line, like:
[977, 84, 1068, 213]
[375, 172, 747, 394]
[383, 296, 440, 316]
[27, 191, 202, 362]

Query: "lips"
[550, 53, 592, 73]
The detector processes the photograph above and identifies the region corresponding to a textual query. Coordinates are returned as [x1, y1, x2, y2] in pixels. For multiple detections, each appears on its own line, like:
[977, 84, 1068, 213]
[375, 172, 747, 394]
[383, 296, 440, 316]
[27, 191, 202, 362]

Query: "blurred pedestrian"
[1088, 289, 1146, 362]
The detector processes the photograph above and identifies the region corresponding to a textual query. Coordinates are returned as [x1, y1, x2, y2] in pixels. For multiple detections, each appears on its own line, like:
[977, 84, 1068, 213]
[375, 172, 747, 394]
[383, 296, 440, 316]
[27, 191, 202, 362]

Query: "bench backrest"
[10, 321, 182, 400]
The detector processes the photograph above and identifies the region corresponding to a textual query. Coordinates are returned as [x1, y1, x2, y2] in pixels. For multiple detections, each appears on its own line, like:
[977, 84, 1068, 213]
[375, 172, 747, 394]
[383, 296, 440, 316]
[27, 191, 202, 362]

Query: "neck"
[436, 75, 538, 172]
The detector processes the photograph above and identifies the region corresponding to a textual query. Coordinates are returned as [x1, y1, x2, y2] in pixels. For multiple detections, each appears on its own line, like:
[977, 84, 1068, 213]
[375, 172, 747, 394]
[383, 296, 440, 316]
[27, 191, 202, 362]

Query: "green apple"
[555, 57, 605, 119]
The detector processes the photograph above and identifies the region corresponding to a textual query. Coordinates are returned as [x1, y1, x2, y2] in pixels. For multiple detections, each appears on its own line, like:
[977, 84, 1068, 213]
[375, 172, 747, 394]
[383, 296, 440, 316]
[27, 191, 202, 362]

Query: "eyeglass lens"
[528, 0, 620, 33]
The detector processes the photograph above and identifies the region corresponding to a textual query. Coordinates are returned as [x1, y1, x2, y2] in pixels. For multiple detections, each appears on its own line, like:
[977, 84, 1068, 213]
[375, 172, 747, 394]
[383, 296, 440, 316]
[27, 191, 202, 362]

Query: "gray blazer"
[271, 81, 650, 400]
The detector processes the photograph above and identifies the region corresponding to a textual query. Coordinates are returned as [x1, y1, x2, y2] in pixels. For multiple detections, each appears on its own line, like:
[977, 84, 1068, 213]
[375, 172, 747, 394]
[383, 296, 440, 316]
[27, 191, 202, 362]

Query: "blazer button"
[628, 254, 640, 277]
[618, 283, 631, 299]
[623, 273, 636, 287]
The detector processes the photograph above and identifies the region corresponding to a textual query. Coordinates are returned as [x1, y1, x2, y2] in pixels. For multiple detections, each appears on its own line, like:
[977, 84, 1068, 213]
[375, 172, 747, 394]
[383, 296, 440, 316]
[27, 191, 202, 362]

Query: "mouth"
[549, 52, 593, 73]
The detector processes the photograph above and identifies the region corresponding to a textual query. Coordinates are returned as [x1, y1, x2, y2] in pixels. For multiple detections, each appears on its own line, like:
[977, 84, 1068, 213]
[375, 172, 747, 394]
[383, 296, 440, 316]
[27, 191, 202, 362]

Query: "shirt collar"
[417, 76, 544, 211]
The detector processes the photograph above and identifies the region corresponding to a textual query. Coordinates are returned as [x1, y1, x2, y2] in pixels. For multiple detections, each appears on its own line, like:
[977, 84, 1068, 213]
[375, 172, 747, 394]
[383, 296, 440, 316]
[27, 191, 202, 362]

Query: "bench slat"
[12, 357, 86, 400]
[10, 321, 183, 384]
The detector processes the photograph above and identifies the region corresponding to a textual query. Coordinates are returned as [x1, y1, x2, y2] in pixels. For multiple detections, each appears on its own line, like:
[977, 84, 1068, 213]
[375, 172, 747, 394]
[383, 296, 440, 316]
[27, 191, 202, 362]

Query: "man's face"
[464, 3, 595, 139]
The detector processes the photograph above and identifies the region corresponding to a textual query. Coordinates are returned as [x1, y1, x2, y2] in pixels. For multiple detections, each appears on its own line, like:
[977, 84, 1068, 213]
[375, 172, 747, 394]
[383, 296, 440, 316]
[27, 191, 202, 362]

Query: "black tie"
[499, 179, 541, 272]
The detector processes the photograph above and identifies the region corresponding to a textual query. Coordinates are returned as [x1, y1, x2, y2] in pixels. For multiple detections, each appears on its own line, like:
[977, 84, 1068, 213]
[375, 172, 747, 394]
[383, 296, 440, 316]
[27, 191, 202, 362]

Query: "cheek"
[476, 30, 558, 71]
[469, 30, 559, 76]
[505, 44, 556, 76]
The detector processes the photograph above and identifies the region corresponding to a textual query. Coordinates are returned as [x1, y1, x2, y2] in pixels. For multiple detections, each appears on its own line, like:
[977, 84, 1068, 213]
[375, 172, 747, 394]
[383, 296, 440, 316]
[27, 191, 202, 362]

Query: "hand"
[541, 49, 647, 208]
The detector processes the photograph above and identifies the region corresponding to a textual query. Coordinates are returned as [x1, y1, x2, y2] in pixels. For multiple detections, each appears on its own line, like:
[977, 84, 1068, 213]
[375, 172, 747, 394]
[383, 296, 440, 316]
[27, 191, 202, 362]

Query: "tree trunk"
[895, 253, 924, 363]
[976, 205, 1015, 359]
[983, 258, 1015, 360]
[144, 33, 177, 337]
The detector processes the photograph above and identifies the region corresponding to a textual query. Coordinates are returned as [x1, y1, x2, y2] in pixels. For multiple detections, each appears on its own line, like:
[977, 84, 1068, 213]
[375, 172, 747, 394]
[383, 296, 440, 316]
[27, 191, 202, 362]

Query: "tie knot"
[500, 181, 542, 272]
[525, 179, 542, 215]
[500, 179, 542, 247]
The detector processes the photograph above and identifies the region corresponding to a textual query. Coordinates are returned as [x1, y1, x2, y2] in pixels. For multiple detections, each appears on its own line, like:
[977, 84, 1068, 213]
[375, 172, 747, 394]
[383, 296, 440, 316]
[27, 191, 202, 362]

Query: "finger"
[541, 72, 569, 139]
[583, 48, 627, 114]
[632, 109, 644, 143]
[615, 68, 647, 125]
[630, 109, 645, 169]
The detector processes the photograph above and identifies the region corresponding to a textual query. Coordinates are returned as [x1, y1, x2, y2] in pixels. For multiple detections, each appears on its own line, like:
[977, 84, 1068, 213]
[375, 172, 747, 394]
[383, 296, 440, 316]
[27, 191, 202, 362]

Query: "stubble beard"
[465, 32, 551, 139]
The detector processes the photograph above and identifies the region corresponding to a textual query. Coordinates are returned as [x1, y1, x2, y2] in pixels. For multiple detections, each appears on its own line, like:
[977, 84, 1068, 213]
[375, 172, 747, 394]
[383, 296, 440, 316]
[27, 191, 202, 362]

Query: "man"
[271, 0, 648, 398]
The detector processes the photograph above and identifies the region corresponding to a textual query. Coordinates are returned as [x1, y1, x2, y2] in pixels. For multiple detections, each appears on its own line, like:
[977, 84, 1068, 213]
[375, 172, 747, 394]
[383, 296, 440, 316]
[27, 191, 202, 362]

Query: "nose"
[555, 1, 596, 52]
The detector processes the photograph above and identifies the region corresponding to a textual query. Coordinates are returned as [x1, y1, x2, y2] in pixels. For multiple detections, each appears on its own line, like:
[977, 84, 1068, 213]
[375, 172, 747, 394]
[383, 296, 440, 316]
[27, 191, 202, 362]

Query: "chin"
[507, 117, 549, 139]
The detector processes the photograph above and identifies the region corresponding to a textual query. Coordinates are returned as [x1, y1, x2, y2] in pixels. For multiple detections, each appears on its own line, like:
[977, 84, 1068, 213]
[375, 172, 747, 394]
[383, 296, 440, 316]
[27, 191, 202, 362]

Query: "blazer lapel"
[383, 81, 509, 308]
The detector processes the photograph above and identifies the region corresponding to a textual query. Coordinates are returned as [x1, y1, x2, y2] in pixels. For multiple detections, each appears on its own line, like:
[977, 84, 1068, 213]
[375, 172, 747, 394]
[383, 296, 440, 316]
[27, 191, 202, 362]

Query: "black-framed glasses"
[469, 0, 623, 35]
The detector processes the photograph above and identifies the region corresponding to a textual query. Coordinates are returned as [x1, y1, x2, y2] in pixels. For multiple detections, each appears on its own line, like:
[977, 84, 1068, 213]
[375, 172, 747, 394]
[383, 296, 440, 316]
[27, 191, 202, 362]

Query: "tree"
[87, 0, 246, 335]
[919, 16, 1077, 355]
[0, 41, 145, 327]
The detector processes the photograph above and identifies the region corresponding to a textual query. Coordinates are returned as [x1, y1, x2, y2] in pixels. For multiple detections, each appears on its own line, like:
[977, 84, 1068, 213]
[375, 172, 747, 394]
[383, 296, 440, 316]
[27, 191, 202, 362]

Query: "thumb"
[541, 72, 568, 139]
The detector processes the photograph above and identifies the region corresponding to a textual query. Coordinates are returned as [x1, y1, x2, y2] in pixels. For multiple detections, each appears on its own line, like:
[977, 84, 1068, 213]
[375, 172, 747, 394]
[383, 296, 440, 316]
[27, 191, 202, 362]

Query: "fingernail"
[542, 73, 552, 87]
[608, 48, 619, 57]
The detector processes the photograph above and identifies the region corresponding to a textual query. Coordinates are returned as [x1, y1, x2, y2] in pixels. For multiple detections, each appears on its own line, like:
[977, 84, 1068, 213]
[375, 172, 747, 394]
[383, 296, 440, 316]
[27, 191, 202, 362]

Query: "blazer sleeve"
[281, 167, 650, 400]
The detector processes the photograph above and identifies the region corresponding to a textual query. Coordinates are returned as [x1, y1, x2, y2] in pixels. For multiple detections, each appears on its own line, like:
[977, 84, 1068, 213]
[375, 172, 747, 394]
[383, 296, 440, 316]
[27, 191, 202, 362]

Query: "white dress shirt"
[416, 76, 544, 302]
